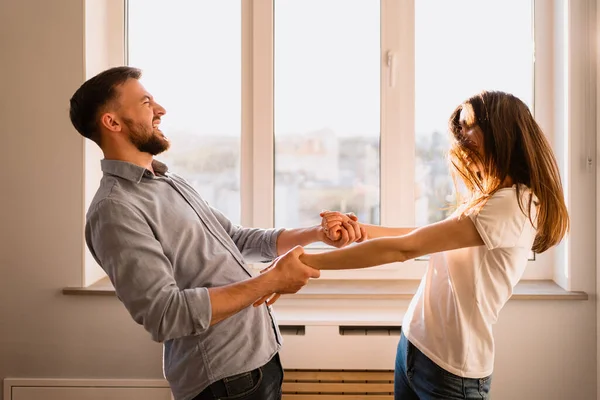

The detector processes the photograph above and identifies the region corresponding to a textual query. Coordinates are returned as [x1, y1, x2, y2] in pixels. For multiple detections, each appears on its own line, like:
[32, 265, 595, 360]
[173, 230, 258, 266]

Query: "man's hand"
[319, 210, 367, 247]
[253, 246, 319, 307]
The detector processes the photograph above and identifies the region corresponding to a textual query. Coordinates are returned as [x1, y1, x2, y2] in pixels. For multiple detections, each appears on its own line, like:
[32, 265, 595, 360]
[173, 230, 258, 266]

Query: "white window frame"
[83, 0, 127, 286]
[242, 0, 556, 280]
[83, 0, 595, 290]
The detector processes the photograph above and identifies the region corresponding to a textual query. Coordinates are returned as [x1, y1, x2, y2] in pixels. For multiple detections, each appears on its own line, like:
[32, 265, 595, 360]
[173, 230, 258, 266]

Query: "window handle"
[387, 51, 395, 87]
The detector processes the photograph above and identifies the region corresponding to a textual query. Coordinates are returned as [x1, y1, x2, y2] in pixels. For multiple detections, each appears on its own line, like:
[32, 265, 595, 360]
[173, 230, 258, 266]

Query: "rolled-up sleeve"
[86, 199, 211, 342]
[208, 205, 283, 262]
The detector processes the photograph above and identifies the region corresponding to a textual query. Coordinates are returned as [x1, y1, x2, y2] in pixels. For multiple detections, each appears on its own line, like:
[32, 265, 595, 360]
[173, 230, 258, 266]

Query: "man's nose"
[154, 102, 166, 116]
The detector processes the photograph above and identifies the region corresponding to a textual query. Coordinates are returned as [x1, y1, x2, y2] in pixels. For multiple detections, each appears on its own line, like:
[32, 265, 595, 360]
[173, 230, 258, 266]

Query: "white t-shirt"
[402, 185, 538, 378]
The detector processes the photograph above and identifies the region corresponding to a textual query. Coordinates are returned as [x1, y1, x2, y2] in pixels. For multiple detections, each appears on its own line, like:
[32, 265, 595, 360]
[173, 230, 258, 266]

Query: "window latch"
[387, 51, 395, 87]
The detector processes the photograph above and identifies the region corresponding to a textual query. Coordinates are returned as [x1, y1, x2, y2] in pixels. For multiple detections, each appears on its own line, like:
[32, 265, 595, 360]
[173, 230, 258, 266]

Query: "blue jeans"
[193, 353, 283, 400]
[395, 333, 492, 400]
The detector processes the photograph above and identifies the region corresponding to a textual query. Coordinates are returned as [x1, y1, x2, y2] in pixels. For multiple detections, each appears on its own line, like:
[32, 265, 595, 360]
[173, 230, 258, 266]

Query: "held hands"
[253, 211, 367, 308]
[319, 210, 367, 247]
[253, 246, 319, 307]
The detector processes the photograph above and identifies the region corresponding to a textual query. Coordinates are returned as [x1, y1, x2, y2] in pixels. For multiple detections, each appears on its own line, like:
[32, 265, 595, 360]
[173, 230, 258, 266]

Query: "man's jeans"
[193, 353, 283, 400]
[395, 333, 492, 400]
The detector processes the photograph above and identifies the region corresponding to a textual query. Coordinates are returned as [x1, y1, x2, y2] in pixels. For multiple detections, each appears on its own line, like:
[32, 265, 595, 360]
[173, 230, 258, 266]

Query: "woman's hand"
[320, 210, 367, 246]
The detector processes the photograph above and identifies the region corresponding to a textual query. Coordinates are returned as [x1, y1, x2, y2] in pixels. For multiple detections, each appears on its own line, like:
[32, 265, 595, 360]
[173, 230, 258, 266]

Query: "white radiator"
[279, 324, 400, 370]
[274, 298, 405, 370]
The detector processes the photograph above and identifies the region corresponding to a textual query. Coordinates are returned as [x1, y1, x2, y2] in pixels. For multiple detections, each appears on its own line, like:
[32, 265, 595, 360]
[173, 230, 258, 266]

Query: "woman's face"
[458, 105, 485, 174]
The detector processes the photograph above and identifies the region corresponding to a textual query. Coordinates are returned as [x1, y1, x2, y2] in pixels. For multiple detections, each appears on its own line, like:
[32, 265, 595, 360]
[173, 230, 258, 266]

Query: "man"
[68, 66, 363, 400]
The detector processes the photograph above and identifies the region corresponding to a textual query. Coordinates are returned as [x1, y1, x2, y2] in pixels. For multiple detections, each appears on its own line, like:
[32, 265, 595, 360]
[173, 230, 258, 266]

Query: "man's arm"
[87, 200, 318, 342]
[275, 226, 321, 255]
[208, 247, 318, 325]
[274, 222, 363, 255]
[209, 206, 364, 261]
[209, 205, 283, 262]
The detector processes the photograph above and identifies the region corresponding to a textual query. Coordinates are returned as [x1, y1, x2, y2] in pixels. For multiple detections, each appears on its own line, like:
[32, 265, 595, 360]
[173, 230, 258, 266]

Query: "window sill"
[63, 277, 588, 301]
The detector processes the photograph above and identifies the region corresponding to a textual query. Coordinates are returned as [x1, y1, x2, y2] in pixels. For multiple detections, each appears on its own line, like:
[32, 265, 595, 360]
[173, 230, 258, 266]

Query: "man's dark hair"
[69, 66, 142, 145]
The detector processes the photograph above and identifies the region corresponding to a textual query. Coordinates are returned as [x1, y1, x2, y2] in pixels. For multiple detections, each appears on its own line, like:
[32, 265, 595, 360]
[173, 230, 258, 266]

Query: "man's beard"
[123, 118, 170, 156]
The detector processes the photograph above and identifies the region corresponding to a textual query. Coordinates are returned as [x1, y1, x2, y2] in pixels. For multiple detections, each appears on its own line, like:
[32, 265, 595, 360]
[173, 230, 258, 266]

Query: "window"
[126, 0, 556, 279]
[128, 0, 242, 224]
[414, 0, 533, 227]
[413, 0, 538, 263]
[274, 0, 381, 230]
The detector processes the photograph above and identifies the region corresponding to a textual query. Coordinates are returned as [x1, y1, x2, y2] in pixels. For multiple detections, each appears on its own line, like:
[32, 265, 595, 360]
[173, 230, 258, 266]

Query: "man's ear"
[100, 112, 122, 133]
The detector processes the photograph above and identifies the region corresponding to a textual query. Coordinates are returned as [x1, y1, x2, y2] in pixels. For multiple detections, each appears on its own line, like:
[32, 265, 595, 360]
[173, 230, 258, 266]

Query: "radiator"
[279, 325, 400, 370]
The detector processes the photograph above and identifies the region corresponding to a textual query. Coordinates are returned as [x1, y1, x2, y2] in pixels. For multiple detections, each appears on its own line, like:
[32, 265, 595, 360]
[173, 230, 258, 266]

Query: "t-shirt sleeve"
[468, 189, 529, 250]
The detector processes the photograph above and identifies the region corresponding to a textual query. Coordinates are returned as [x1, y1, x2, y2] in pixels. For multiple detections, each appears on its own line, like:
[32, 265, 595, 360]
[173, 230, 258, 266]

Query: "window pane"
[128, 1, 241, 224]
[415, 0, 533, 227]
[274, 0, 381, 232]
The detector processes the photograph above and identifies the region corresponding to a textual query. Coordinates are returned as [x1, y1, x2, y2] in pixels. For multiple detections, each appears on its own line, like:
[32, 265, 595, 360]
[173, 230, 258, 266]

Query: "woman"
[260, 91, 569, 399]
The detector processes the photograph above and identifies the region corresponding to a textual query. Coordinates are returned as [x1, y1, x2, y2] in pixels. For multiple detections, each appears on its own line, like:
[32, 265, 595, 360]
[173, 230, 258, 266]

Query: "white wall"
[0, 1, 596, 400]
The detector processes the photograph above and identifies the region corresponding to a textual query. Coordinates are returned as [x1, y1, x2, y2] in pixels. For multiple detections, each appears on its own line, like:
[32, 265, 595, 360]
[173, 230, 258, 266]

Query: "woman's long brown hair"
[448, 91, 569, 253]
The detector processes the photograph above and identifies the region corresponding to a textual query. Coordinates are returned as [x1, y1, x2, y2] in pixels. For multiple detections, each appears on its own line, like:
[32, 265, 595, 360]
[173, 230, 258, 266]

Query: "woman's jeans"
[193, 353, 283, 400]
[395, 333, 492, 400]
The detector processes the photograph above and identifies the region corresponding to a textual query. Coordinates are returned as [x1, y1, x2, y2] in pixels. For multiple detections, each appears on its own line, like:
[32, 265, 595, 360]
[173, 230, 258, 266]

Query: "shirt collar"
[101, 159, 169, 183]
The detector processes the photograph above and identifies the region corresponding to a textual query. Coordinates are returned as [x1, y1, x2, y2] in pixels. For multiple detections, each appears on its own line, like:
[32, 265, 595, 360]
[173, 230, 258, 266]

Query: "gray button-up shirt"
[85, 159, 283, 400]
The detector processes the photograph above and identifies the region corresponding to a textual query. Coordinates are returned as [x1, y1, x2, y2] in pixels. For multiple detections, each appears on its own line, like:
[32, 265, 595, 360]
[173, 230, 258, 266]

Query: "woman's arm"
[302, 215, 484, 270]
[320, 211, 415, 239]
[360, 224, 417, 239]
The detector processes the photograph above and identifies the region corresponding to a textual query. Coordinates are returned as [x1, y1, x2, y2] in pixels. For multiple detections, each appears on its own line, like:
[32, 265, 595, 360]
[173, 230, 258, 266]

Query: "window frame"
[84, 0, 592, 287]
[241, 0, 554, 280]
